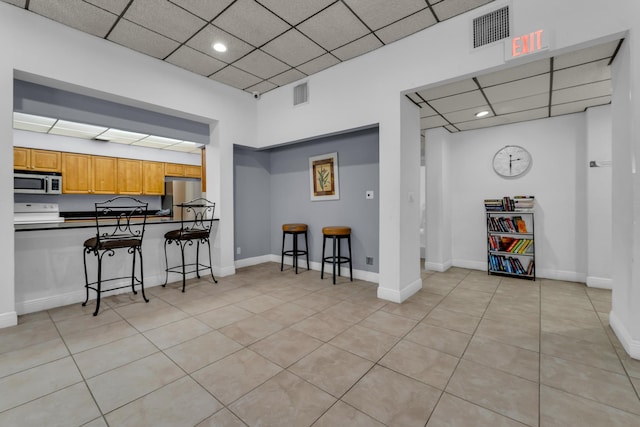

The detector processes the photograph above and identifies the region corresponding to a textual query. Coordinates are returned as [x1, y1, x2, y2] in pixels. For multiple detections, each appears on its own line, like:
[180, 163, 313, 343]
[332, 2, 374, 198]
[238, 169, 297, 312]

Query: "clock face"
[492, 145, 532, 177]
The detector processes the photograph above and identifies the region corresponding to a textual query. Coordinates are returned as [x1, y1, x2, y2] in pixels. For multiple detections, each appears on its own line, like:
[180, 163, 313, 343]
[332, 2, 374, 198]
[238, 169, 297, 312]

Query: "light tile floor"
[1, 263, 640, 426]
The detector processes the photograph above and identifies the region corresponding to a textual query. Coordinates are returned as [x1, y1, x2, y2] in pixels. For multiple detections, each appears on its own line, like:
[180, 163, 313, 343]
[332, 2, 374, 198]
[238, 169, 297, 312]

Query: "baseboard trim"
[425, 260, 452, 272]
[0, 311, 18, 328]
[377, 277, 422, 303]
[235, 255, 273, 269]
[452, 259, 486, 271]
[586, 276, 612, 289]
[609, 310, 640, 360]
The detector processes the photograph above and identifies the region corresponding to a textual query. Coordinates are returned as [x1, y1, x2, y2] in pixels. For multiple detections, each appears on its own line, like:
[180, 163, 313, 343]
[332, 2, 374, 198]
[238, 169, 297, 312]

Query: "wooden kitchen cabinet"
[14, 147, 62, 172]
[62, 152, 91, 194]
[164, 162, 185, 177]
[117, 158, 143, 195]
[184, 165, 202, 179]
[142, 161, 165, 195]
[92, 156, 118, 194]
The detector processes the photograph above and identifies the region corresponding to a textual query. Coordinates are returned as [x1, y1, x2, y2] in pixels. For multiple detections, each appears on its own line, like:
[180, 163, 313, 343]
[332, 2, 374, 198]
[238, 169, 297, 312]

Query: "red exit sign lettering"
[505, 29, 549, 61]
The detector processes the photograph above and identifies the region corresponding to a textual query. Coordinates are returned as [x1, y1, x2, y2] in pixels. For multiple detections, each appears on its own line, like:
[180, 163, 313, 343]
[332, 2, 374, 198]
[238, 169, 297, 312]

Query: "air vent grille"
[473, 6, 510, 48]
[293, 82, 308, 105]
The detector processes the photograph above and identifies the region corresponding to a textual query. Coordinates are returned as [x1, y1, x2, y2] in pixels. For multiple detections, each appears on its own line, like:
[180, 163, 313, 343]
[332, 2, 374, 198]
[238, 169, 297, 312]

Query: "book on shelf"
[485, 195, 535, 212]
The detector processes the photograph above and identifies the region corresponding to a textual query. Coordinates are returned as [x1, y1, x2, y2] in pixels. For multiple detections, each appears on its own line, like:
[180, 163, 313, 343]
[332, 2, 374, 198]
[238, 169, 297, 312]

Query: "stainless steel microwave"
[14, 172, 62, 194]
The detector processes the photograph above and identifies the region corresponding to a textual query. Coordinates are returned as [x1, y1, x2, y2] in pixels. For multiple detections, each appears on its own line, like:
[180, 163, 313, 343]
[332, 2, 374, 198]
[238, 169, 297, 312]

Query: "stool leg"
[337, 237, 342, 278]
[280, 232, 286, 271]
[332, 235, 337, 285]
[304, 231, 309, 270]
[82, 248, 91, 307]
[294, 232, 299, 274]
[180, 241, 187, 293]
[321, 236, 326, 279]
[348, 235, 353, 281]
[138, 246, 149, 303]
[93, 251, 103, 317]
[162, 239, 170, 287]
[196, 240, 202, 279]
[206, 238, 217, 283]
[131, 246, 138, 295]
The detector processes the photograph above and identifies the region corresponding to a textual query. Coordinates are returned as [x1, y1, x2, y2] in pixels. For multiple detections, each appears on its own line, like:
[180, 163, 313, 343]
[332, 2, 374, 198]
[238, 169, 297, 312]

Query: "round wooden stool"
[281, 223, 309, 274]
[321, 226, 352, 284]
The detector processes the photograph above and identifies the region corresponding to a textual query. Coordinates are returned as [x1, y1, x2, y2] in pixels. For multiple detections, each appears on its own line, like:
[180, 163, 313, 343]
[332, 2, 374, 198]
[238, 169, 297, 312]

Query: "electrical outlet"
[366, 190, 374, 199]
[236, 247, 241, 255]
[366, 257, 374, 265]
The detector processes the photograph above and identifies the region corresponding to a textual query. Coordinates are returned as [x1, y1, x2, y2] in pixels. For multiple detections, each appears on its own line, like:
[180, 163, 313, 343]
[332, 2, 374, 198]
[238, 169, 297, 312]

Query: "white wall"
[0, 3, 256, 327]
[586, 105, 613, 288]
[426, 111, 614, 282]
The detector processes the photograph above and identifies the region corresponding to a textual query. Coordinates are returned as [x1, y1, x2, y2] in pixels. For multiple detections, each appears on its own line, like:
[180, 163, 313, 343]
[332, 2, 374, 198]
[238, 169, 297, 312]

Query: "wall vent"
[293, 82, 308, 105]
[472, 6, 510, 48]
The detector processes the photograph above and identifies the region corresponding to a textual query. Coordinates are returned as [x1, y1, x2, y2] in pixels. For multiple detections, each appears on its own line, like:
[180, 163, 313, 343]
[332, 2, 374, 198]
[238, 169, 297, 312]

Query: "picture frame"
[309, 152, 340, 201]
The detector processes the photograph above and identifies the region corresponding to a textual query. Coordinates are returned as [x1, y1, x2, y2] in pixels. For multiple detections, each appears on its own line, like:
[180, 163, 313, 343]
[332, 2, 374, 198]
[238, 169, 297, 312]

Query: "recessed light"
[475, 110, 490, 118]
[212, 43, 227, 53]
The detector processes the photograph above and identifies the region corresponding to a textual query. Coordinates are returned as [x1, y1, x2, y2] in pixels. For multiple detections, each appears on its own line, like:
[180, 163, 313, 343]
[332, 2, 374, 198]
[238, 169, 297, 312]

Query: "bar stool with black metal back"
[83, 196, 149, 316]
[321, 226, 353, 284]
[280, 223, 309, 274]
[163, 198, 218, 292]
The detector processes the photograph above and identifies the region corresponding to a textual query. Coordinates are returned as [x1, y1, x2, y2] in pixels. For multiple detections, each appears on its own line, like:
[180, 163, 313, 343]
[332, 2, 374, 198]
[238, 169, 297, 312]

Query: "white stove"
[14, 203, 65, 224]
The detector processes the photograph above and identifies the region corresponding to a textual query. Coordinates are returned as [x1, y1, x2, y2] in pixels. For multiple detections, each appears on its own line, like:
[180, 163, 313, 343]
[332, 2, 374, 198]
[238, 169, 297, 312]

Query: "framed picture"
[309, 152, 340, 201]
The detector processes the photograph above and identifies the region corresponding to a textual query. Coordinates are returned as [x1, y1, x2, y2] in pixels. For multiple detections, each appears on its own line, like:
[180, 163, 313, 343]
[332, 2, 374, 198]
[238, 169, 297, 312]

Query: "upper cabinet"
[142, 161, 165, 195]
[165, 162, 201, 179]
[117, 158, 143, 195]
[61, 153, 91, 194]
[92, 156, 118, 195]
[14, 147, 62, 172]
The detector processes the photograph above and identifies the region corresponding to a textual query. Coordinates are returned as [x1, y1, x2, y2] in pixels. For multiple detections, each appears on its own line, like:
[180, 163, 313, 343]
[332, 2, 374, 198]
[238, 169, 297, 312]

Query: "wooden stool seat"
[283, 223, 308, 233]
[321, 226, 353, 284]
[281, 223, 309, 274]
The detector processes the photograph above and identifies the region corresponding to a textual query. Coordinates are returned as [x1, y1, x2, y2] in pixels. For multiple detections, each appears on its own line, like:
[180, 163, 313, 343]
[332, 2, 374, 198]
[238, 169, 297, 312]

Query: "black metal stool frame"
[163, 198, 218, 292]
[321, 233, 353, 285]
[280, 229, 310, 274]
[83, 196, 149, 316]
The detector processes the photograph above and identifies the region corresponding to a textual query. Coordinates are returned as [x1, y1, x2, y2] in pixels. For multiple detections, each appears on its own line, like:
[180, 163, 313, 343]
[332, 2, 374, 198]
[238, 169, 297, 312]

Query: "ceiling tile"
[108, 19, 180, 59]
[344, 0, 427, 30]
[3, 0, 25, 6]
[484, 73, 550, 104]
[554, 40, 620, 70]
[297, 53, 341, 75]
[297, 2, 370, 51]
[96, 128, 148, 144]
[552, 59, 611, 90]
[210, 66, 262, 90]
[552, 80, 612, 105]
[492, 93, 549, 115]
[431, 0, 494, 21]
[124, 0, 205, 43]
[444, 125, 460, 133]
[162, 142, 203, 152]
[85, 0, 130, 14]
[332, 34, 383, 61]
[213, 0, 290, 47]
[405, 93, 422, 104]
[417, 79, 477, 101]
[246, 80, 278, 95]
[49, 120, 107, 138]
[419, 103, 438, 117]
[233, 49, 290, 79]
[256, 0, 335, 25]
[456, 107, 548, 131]
[165, 45, 226, 76]
[550, 96, 611, 116]
[476, 58, 551, 87]
[429, 90, 486, 114]
[421, 115, 449, 129]
[187, 25, 254, 63]
[268, 69, 307, 87]
[376, 8, 437, 44]
[261, 29, 325, 67]
[30, 0, 117, 38]
[170, 0, 235, 21]
[443, 105, 493, 124]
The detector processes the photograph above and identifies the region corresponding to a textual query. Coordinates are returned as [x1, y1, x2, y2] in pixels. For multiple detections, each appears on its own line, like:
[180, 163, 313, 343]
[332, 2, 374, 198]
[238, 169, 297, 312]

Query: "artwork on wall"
[309, 152, 340, 201]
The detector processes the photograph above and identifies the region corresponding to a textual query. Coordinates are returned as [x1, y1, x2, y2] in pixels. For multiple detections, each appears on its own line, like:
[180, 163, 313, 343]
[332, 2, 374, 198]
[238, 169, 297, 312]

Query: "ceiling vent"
[472, 6, 510, 48]
[293, 82, 308, 106]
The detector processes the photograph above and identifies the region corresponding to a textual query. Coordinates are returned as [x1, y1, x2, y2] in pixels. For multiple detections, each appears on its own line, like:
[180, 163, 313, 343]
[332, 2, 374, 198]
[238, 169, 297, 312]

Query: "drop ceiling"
[2, 0, 620, 135]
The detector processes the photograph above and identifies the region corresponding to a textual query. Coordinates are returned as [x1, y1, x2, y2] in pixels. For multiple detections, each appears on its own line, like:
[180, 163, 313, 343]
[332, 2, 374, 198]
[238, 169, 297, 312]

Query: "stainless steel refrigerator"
[161, 179, 203, 220]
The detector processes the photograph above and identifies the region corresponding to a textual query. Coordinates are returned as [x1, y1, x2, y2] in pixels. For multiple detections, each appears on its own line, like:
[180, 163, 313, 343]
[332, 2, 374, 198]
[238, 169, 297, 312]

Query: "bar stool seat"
[281, 223, 309, 274]
[321, 226, 353, 284]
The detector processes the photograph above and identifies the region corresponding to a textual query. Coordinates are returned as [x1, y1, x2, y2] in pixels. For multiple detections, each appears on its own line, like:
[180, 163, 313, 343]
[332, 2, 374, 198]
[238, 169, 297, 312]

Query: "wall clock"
[492, 145, 532, 178]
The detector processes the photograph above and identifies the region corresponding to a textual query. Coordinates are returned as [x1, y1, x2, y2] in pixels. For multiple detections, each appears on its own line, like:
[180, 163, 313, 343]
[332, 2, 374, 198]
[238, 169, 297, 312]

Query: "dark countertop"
[15, 217, 219, 232]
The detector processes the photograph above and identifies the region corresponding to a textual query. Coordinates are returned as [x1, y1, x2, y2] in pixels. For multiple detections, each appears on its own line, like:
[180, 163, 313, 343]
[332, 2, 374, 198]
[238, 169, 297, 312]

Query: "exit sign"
[505, 29, 549, 61]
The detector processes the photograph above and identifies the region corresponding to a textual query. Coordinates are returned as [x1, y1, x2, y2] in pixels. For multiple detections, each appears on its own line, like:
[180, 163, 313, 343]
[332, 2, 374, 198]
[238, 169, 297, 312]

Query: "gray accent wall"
[233, 127, 379, 273]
